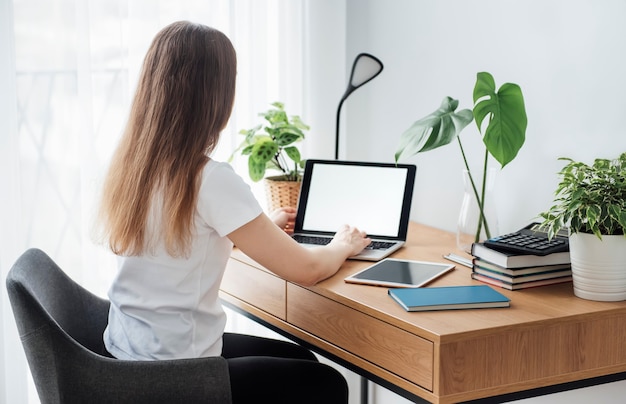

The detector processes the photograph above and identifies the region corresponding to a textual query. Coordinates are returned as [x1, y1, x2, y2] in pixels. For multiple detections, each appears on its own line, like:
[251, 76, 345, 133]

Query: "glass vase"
[457, 168, 499, 253]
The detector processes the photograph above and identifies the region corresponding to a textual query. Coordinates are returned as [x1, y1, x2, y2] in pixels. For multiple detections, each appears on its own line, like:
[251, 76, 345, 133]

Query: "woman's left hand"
[269, 207, 297, 233]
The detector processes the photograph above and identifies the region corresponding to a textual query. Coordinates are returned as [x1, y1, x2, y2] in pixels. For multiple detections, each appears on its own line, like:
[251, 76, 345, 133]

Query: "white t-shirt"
[104, 160, 263, 360]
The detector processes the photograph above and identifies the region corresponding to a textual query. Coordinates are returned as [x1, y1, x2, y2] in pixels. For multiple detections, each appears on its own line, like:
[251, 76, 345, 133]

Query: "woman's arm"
[227, 212, 370, 286]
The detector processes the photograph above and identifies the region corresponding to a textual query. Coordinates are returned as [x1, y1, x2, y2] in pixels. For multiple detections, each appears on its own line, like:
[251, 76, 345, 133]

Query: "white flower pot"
[569, 232, 626, 301]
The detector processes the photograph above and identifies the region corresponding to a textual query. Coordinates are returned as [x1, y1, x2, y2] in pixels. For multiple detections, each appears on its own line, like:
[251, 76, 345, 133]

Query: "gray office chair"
[6, 248, 232, 404]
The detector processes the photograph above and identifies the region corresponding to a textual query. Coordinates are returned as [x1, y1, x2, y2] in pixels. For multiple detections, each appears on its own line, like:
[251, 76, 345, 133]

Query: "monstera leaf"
[394, 72, 528, 243]
[473, 72, 527, 168]
[395, 73, 527, 166]
[395, 97, 473, 162]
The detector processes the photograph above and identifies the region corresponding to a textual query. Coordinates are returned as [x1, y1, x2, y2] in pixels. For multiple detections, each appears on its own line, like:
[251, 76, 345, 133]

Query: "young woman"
[97, 21, 370, 403]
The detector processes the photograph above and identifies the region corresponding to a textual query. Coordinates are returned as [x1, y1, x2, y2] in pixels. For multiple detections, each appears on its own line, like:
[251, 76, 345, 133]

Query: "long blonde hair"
[98, 21, 237, 257]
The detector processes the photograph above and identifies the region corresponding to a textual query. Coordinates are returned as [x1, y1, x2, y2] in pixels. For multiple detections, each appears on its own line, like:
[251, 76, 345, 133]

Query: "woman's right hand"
[230, 215, 372, 286]
[329, 224, 371, 257]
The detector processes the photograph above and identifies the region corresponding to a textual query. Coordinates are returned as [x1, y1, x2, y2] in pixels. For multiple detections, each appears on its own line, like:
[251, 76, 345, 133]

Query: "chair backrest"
[6, 248, 112, 401]
[6, 248, 111, 355]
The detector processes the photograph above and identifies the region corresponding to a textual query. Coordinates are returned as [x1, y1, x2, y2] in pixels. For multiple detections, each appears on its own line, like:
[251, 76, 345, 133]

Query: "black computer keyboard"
[483, 223, 569, 256]
[292, 235, 332, 245]
[365, 241, 396, 250]
[293, 235, 395, 250]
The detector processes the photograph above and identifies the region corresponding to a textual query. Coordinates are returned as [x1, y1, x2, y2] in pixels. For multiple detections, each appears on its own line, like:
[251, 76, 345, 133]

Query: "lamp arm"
[335, 88, 353, 160]
[335, 97, 345, 160]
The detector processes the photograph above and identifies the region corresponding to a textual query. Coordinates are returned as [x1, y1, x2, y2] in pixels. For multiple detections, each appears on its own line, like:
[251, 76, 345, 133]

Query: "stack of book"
[470, 242, 572, 290]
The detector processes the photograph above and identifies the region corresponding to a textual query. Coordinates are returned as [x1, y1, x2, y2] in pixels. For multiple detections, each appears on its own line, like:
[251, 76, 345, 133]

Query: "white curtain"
[0, 0, 353, 403]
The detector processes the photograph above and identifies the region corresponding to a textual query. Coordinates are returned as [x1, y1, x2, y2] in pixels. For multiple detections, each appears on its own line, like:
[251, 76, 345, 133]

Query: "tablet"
[344, 258, 455, 288]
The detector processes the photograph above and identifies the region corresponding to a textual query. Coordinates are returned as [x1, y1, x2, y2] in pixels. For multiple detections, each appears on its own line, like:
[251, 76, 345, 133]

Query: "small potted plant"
[394, 72, 527, 250]
[539, 152, 626, 301]
[231, 102, 309, 210]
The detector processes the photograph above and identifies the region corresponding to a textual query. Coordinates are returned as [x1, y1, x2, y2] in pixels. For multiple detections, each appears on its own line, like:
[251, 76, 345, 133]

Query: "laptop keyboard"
[366, 241, 397, 250]
[292, 235, 396, 250]
[292, 235, 332, 245]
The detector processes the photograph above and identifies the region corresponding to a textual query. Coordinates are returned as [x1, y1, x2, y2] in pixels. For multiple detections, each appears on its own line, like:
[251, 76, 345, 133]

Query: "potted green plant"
[231, 102, 309, 209]
[394, 72, 527, 250]
[539, 153, 626, 301]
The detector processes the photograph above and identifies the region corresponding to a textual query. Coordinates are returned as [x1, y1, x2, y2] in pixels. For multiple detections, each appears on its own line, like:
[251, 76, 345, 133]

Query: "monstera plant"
[395, 72, 528, 242]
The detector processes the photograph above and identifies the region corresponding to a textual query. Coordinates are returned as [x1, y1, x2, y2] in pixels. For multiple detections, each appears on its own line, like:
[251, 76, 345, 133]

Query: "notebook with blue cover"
[388, 285, 510, 312]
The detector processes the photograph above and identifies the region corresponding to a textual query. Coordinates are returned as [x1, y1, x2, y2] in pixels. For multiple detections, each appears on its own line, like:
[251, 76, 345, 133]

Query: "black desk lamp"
[334, 53, 383, 404]
[335, 53, 384, 159]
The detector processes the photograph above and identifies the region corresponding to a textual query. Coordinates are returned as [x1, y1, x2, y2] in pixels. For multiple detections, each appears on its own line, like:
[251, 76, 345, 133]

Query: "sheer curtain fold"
[1, 1, 28, 402]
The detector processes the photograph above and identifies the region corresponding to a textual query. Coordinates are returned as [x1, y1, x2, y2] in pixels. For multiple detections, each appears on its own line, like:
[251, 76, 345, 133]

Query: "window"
[1, 1, 344, 402]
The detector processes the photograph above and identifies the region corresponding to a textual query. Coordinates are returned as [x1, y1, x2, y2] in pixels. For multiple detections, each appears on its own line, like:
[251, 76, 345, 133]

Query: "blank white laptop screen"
[301, 164, 407, 236]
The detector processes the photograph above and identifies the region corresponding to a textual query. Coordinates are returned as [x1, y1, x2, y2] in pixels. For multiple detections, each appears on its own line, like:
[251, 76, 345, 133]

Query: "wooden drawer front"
[222, 258, 286, 320]
[287, 284, 433, 390]
[439, 315, 626, 396]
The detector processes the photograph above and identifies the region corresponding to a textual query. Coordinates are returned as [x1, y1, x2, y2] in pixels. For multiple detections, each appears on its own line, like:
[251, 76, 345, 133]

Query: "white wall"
[338, 0, 626, 402]
[343, 0, 626, 236]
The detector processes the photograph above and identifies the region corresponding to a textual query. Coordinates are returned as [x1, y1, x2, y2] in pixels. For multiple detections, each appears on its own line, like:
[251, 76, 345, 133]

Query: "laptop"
[292, 159, 417, 261]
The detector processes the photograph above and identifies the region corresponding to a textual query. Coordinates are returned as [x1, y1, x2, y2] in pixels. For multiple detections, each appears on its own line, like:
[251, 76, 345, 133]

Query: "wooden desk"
[220, 223, 626, 403]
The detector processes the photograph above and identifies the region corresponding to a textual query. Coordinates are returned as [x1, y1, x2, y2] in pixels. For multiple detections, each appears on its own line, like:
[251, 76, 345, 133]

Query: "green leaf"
[291, 115, 310, 131]
[395, 96, 473, 162]
[240, 144, 254, 156]
[239, 125, 261, 143]
[619, 210, 626, 233]
[250, 137, 278, 164]
[248, 158, 266, 182]
[270, 101, 285, 110]
[246, 137, 278, 181]
[587, 204, 600, 225]
[274, 131, 301, 146]
[473, 72, 527, 168]
[283, 146, 301, 164]
[265, 109, 288, 125]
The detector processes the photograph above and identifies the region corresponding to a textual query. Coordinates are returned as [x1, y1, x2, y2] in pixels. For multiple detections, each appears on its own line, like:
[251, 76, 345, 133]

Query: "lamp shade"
[335, 53, 384, 159]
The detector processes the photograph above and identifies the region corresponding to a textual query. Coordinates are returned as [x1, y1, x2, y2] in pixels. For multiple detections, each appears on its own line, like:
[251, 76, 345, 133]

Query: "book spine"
[472, 272, 573, 290]
[471, 273, 513, 290]
[472, 258, 571, 276]
[471, 242, 570, 269]
[473, 266, 572, 284]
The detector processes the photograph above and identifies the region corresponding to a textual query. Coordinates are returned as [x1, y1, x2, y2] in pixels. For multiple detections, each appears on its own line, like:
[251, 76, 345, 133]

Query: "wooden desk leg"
[361, 376, 368, 404]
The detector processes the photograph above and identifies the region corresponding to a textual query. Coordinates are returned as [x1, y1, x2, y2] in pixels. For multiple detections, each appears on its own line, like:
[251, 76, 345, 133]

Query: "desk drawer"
[222, 258, 286, 320]
[287, 284, 433, 390]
